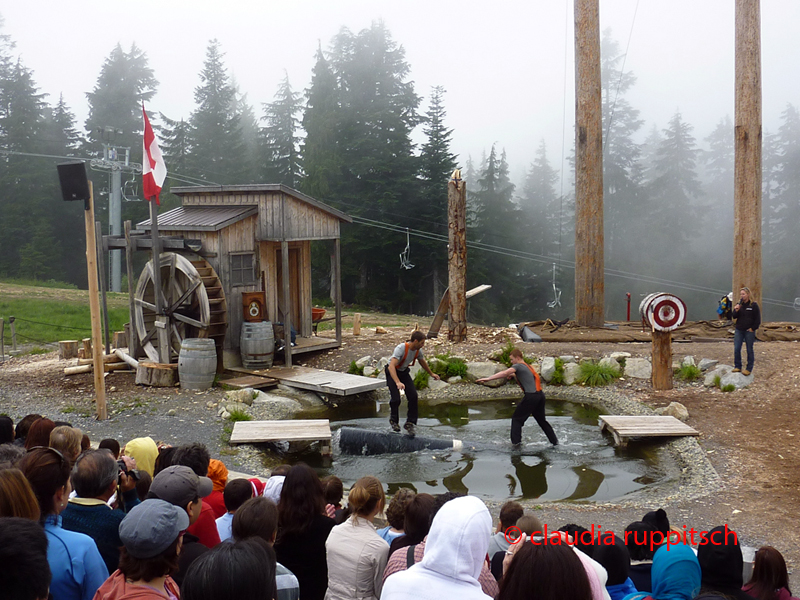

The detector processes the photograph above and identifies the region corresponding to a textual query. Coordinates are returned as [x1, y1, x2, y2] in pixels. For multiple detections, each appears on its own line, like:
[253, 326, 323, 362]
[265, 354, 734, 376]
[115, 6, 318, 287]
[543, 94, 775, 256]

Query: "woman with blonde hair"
[325, 476, 389, 600]
[49, 426, 83, 465]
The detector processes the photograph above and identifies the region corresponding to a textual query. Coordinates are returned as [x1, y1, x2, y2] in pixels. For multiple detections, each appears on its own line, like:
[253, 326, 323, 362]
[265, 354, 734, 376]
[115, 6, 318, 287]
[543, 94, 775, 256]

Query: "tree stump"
[59, 340, 79, 360]
[82, 338, 93, 357]
[113, 331, 127, 350]
[136, 362, 178, 387]
[353, 313, 361, 336]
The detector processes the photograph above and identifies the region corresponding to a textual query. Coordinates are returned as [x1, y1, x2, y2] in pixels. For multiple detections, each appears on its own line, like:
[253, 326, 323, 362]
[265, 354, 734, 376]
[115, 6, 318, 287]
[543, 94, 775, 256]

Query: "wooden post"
[334, 238, 342, 345]
[447, 176, 467, 342]
[149, 197, 170, 364]
[353, 313, 361, 336]
[651, 330, 673, 391]
[733, 0, 762, 312]
[82, 338, 93, 357]
[0, 318, 4, 361]
[84, 182, 107, 420]
[574, 0, 605, 327]
[281, 240, 292, 367]
[125, 220, 142, 358]
[95, 221, 111, 355]
[10, 317, 16, 352]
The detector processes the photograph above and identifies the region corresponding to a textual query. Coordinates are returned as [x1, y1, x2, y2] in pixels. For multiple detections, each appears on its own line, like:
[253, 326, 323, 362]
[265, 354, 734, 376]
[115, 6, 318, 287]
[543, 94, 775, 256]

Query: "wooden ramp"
[230, 419, 332, 456]
[598, 415, 699, 447]
[228, 365, 385, 396]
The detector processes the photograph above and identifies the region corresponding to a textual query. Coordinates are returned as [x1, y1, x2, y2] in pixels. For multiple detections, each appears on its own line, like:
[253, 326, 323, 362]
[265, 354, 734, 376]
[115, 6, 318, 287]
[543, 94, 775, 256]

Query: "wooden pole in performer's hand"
[85, 182, 107, 420]
[447, 170, 467, 342]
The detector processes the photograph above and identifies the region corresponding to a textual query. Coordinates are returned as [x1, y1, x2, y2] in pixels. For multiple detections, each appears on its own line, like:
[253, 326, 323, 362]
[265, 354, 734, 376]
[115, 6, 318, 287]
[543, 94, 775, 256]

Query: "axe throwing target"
[640, 293, 687, 332]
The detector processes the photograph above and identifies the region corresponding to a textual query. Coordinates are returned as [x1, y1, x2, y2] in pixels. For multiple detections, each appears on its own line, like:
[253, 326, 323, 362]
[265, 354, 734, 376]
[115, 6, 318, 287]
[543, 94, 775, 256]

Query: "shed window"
[230, 253, 256, 286]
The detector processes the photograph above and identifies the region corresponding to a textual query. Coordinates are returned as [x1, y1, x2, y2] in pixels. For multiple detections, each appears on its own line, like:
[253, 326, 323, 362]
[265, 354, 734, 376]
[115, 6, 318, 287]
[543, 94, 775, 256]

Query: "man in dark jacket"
[732, 286, 761, 376]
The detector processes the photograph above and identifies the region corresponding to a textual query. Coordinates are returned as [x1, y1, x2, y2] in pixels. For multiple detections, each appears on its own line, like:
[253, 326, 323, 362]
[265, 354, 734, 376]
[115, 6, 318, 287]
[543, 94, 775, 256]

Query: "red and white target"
[640, 293, 687, 332]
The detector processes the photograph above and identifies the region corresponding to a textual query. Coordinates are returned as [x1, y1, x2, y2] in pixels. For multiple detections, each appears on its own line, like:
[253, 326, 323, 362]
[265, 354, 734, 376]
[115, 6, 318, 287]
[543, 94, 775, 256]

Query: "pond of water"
[263, 397, 666, 503]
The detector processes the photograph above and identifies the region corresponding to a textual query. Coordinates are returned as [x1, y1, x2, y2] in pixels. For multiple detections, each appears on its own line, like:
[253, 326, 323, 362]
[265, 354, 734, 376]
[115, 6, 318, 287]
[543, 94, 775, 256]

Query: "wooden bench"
[598, 415, 699, 447]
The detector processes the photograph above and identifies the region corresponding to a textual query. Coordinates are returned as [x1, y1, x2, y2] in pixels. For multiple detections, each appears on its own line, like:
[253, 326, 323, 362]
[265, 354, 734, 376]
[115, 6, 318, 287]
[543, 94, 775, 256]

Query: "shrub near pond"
[577, 361, 621, 386]
[432, 353, 468, 379]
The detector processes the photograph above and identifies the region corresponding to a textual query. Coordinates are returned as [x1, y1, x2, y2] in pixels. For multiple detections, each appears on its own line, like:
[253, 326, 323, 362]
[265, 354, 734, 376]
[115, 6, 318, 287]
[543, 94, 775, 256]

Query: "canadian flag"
[142, 103, 167, 204]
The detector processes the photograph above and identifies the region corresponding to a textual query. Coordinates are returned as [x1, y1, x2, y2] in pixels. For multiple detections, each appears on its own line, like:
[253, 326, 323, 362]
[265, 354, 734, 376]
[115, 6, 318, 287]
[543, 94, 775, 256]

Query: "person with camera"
[732, 286, 761, 376]
[61, 449, 141, 574]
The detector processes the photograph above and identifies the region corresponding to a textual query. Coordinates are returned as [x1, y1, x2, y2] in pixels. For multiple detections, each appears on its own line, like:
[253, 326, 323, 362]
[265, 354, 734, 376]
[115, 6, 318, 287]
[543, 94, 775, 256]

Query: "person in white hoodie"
[381, 495, 493, 600]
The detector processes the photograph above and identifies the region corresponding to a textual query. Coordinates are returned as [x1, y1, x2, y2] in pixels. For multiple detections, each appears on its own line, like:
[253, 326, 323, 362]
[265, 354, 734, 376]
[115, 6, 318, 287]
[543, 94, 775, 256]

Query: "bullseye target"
[639, 292, 687, 332]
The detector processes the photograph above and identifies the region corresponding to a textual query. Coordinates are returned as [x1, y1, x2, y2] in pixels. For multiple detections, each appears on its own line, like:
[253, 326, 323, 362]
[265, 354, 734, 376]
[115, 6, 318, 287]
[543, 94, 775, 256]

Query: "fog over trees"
[0, 19, 798, 323]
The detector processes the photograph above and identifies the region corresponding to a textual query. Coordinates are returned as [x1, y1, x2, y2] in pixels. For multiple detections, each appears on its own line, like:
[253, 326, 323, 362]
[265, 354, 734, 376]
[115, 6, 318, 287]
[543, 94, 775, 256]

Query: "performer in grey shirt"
[385, 331, 440, 435]
[477, 348, 558, 446]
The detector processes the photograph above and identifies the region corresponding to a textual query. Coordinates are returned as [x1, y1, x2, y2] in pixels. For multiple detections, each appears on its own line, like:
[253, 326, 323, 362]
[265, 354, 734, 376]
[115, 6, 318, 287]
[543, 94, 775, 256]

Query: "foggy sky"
[4, 1, 800, 184]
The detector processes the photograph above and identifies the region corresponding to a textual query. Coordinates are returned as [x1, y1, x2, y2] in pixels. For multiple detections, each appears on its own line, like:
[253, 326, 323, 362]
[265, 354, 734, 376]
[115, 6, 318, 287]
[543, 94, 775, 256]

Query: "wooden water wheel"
[134, 253, 227, 364]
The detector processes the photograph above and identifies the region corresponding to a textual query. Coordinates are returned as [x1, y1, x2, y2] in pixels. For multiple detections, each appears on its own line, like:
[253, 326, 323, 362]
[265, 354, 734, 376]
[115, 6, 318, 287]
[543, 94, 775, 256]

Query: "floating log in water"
[338, 426, 464, 456]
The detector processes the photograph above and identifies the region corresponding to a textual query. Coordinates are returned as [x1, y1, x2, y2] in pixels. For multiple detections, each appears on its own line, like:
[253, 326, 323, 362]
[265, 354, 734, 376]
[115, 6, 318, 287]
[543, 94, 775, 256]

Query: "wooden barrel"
[178, 338, 217, 390]
[240, 321, 274, 369]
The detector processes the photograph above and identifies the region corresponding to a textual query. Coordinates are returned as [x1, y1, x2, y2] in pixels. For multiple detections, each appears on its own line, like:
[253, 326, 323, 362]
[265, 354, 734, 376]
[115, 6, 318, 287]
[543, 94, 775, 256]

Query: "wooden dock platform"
[598, 415, 699, 447]
[230, 419, 332, 456]
[228, 365, 385, 396]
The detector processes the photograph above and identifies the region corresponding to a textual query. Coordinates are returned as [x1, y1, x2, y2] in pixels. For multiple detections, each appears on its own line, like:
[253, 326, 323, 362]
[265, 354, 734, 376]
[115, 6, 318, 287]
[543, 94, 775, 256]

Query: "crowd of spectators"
[0, 412, 797, 600]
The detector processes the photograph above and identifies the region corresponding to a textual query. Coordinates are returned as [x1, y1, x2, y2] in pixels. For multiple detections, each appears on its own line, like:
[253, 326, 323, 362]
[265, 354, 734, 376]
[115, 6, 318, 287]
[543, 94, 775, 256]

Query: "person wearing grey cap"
[145, 465, 214, 588]
[93, 499, 188, 600]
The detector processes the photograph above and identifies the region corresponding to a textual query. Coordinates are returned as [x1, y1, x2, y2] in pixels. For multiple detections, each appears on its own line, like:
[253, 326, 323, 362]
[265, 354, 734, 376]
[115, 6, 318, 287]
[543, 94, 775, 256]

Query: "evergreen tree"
[700, 116, 735, 275]
[189, 39, 249, 184]
[520, 139, 560, 258]
[600, 30, 646, 266]
[85, 43, 158, 157]
[260, 73, 303, 187]
[325, 22, 421, 311]
[46, 94, 83, 155]
[301, 44, 340, 200]
[415, 86, 458, 311]
[645, 112, 704, 251]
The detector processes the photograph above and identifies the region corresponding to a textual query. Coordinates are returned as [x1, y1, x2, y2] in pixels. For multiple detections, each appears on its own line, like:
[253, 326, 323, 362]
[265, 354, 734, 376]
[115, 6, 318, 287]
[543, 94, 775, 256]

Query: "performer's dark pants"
[511, 391, 558, 445]
[386, 366, 418, 425]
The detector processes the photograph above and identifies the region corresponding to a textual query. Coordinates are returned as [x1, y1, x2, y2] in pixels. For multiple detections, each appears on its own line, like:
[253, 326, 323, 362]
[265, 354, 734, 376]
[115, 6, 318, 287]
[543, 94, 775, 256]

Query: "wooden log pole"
[281, 241, 293, 367]
[95, 221, 111, 355]
[10, 317, 17, 352]
[651, 330, 673, 391]
[0, 318, 4, 361]
[733, 0, 762, 312]
[574, 0, 605, 327]
[124, 220, 142, 359]
[353, 313, 361, 336]
[84, 182, 107, 419]
[447, 176, 467, 342]
[114, 348, 139, 369]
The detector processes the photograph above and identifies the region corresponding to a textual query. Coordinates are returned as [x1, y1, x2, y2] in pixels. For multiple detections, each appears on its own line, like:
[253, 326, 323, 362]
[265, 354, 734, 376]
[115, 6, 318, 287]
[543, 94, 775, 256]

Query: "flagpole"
[149, 197, 169, 363]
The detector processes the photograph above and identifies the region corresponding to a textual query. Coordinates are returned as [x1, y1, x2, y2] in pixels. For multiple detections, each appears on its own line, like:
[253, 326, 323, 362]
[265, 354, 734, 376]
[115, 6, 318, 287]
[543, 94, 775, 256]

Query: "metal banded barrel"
[178, 338, 217, 390]
[240, 321, 274, 369]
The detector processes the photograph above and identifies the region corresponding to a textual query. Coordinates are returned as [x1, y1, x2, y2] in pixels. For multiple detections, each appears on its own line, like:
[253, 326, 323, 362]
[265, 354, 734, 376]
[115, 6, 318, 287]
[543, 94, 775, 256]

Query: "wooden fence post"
[0, 318, 4, 361]
[651, 330, 673, 391]
[10, 317, 16, 352]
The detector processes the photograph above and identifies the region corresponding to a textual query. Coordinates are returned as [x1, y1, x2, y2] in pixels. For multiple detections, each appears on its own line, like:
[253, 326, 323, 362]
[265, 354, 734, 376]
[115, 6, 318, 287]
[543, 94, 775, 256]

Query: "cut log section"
[135, 361, 178, 387]
[134, 254, 227, 365]
[59, 341, 79, 360]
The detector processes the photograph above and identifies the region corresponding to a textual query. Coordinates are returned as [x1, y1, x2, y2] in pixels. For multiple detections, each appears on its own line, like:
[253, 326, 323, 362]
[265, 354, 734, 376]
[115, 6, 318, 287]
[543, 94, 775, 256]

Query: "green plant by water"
[676, 364, 702, 382]
[577, 361, 621, 386]
[228, 409, 253, 422]
[550, 358, 566, 385]
[414, 370, 430, 390]
[348, 360, 364, 376]
[431, 352, 468, 379]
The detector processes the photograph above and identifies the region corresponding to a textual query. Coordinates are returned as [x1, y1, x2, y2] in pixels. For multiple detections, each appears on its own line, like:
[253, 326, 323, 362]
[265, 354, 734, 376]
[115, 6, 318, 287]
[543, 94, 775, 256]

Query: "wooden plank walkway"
[220, 375, 278, 390]
[230, 365, 385, 396]
[230, 419, 332, 456]
[598, 415, 699, 447]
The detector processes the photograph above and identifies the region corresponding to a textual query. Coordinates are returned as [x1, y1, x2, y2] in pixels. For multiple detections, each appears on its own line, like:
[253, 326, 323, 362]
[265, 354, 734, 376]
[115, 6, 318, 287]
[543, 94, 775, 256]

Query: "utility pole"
[98, 126, 131, 293]
[574, 0, 604, 327]
[733, 0, 762, 312]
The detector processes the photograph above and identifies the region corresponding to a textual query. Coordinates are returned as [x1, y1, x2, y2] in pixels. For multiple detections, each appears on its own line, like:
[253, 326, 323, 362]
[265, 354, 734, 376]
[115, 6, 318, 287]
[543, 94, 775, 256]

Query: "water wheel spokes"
[134, 253, 211, 363]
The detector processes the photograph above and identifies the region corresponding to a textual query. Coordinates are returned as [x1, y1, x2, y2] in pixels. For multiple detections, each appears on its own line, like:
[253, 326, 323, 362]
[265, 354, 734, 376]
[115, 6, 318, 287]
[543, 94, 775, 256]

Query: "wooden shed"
[138, 184, 351, 367]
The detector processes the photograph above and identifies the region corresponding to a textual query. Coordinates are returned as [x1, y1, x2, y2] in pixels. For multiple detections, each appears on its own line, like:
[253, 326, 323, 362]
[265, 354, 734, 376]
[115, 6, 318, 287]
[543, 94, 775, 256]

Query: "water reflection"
[280, 398, 666, 502]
